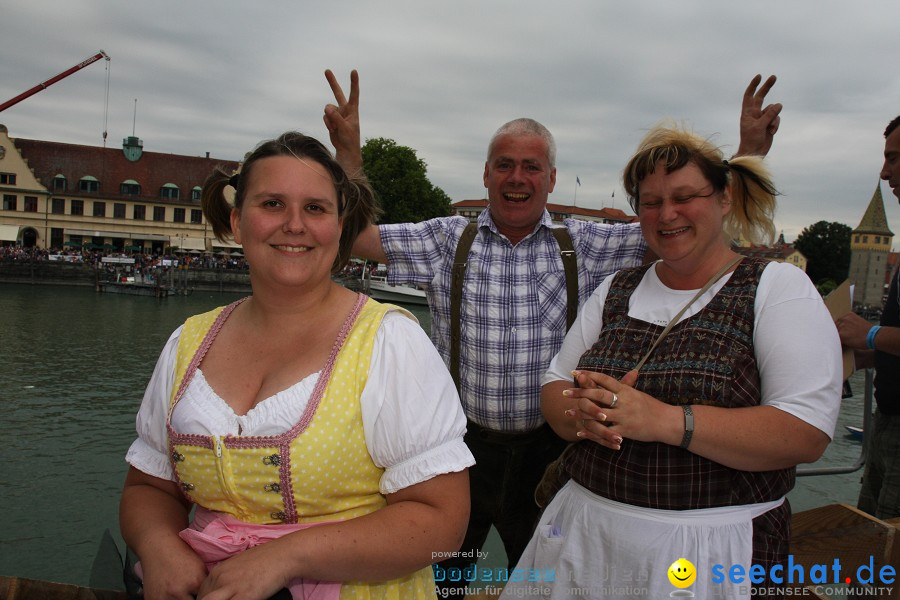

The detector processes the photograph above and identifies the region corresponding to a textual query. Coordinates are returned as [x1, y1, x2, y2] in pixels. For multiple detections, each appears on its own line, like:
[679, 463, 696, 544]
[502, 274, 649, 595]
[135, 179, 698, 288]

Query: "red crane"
[0, 50, 110, 113]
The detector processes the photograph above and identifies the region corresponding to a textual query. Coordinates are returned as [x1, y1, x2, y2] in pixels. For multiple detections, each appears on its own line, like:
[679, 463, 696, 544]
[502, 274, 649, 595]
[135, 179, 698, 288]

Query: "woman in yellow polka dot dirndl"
[120, 131, 473, 600]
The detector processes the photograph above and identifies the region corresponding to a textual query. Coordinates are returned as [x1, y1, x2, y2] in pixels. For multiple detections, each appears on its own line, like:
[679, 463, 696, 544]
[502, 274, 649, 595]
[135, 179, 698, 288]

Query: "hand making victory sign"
[737, 74, 782, 157]
[323, 69, 363, 173]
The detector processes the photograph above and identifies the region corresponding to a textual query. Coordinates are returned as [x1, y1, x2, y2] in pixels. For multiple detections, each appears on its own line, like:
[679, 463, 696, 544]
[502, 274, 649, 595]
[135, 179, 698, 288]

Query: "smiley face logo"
[668, 558, 696, 588]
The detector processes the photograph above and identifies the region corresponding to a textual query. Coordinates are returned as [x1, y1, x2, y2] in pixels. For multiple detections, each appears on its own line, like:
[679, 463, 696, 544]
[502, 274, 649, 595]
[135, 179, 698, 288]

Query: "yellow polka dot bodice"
[166, 294, 436, 599]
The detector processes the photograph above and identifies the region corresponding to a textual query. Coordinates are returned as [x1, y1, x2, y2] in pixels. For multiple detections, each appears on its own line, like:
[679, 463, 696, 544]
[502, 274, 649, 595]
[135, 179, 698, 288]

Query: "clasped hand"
[564, 370, 671, 450]
[141, 538, 291, 600]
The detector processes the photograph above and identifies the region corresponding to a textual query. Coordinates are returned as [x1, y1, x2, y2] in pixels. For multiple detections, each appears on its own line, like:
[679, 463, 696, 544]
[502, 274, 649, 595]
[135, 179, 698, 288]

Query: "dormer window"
[160, 183, 179, 200]
[191, 186, 202, 201]
[79, 176, 100, 193]
[120, 179, 141, 196]
[53, 174, 67, 191]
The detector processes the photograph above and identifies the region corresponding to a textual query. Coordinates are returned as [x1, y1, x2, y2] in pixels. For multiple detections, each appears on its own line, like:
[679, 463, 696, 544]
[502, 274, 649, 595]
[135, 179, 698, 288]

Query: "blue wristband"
[867, 325, 882, 350]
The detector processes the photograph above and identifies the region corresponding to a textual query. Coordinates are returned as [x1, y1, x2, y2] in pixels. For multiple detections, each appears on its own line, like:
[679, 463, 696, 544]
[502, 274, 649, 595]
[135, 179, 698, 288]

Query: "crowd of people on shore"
[0, 244, 249, 270]
[0, 244, 384, 289]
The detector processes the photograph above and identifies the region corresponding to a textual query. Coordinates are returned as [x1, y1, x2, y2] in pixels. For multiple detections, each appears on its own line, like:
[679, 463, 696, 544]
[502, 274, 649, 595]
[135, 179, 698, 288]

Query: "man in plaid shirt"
[324, 70, 781, 599]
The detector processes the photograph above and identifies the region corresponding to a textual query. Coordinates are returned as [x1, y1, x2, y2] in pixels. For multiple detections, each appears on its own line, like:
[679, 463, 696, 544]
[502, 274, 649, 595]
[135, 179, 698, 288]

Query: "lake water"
[0, 283, 867, 588]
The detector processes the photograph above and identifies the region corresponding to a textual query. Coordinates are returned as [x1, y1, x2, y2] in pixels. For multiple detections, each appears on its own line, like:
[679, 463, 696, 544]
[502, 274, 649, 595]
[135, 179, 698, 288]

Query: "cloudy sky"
[2, 1, 899, 243]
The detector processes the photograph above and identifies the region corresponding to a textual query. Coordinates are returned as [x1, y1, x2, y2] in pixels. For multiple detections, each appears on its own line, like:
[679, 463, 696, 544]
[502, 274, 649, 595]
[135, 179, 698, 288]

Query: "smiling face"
[667, 558, 697, 588]
[882, 125, 900, 202]
[637, 160, 733, 285]
[483, 133, 556, 244]
[231, 155, 342, 290]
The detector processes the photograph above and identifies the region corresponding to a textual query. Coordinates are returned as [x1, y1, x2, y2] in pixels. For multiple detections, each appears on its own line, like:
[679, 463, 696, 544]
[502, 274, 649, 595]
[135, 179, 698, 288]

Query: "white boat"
[363, 274, 428, 306]
[345, 260, 428, 306]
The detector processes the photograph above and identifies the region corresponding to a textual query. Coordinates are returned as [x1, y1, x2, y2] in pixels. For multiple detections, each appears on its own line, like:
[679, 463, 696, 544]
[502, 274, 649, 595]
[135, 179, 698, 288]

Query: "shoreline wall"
[0, 260, 253, 293]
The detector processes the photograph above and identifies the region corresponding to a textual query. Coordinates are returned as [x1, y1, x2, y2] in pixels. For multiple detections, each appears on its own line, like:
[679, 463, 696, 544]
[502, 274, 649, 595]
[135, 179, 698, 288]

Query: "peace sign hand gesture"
[736, 74, 782, 157]
[323, 69, 363, 173]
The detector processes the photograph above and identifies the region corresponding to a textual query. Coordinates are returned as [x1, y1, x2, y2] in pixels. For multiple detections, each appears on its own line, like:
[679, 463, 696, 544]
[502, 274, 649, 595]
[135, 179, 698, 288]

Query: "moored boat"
[362, 275, 428, 305]
[845, 425, 864, 440]
[356, 263, 428, 306]
[96, 281, 173, 297]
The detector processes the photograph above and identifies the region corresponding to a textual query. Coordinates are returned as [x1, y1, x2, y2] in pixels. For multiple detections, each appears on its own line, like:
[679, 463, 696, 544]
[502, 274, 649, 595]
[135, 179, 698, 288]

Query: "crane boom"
[0, 50, 110, 113]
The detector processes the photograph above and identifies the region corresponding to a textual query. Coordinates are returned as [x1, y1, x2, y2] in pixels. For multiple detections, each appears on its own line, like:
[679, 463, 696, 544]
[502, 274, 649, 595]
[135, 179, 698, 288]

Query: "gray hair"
[487, 118, 557, 167]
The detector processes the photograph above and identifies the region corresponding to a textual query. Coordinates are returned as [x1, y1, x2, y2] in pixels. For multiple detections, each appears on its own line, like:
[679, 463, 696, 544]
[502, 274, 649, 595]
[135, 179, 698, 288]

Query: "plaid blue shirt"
[380, 209, 646, 432]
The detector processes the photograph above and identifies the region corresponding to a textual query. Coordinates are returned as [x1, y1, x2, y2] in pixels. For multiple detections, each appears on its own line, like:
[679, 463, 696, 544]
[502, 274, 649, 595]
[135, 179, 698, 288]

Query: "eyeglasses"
[638, 188, 717, 211]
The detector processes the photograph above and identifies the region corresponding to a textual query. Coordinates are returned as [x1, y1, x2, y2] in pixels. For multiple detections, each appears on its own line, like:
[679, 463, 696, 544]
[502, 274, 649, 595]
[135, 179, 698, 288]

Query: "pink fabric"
[178, 508, 342, 600]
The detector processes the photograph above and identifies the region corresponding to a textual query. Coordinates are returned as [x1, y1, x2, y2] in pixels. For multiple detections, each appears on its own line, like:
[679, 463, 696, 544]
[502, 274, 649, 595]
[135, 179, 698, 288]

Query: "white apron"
[499, 480, 783, 600]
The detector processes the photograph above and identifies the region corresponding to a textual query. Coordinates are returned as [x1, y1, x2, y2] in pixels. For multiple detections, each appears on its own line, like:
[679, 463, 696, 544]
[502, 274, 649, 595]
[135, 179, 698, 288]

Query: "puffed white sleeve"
[541, 273, 615, 385]
[754, 263, 842, 438]
[360, 310, 475, 495]
[124, 326, 182, 480]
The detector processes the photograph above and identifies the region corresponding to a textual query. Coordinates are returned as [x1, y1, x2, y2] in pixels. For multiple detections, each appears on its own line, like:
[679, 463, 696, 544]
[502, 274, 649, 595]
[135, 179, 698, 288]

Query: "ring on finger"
[609, 393, 619, 408]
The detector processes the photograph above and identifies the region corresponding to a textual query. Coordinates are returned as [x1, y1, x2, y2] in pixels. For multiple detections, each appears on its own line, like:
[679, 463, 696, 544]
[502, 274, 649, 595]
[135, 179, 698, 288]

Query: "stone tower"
[848, 182, 894, 308]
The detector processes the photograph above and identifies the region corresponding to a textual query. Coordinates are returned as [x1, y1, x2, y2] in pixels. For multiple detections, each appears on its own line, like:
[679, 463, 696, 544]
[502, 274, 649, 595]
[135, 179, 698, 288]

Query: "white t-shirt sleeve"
[541, 262, 842, 438]
[361, 310, 474, 495]
[753, 263, 842, 438]
[124, 326, 181, 480]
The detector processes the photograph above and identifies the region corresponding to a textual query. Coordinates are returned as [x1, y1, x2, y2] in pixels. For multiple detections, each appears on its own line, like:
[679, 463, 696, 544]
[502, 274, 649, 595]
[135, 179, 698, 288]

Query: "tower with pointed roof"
[848, 182, 894, 308]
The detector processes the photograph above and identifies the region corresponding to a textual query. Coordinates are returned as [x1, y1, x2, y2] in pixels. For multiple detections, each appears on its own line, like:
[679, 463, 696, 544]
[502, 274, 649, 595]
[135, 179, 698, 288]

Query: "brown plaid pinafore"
[566, 257, 792, 590]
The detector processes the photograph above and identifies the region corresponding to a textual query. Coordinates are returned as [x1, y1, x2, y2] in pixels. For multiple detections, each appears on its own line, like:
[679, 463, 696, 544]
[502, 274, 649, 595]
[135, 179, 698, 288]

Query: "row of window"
[855, 234, 890, 245]
[1, 171, 201, 201]
[46, 228, 161, 251]
[2, 195, 202, 224]
[3, 195, 38, 212]
[53, 174, 202, 201]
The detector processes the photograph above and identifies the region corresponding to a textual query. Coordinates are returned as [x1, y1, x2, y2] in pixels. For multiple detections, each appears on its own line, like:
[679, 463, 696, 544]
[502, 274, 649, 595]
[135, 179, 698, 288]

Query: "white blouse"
[543, 261, 842, 438]
[126, 310, 474, 495]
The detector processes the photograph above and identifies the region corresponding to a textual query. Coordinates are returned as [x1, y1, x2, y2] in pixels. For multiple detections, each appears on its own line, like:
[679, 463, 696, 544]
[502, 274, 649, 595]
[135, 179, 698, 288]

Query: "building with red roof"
[0, 124, 239, 254]
[733, 232, 807, 272]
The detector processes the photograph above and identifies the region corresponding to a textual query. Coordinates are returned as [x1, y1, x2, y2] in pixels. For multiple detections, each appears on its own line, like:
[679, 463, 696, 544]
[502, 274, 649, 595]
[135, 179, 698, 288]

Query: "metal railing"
[797, 369, 872, 477]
